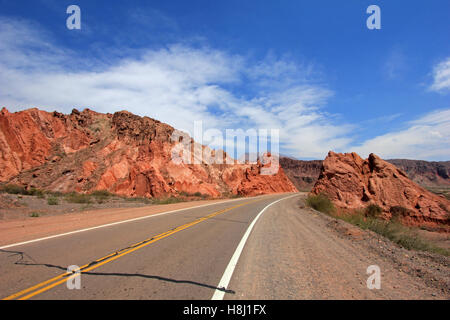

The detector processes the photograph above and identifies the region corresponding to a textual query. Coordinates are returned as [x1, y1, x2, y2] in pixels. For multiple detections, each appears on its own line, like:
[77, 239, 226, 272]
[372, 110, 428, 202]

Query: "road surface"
[0, 193, 448, 300]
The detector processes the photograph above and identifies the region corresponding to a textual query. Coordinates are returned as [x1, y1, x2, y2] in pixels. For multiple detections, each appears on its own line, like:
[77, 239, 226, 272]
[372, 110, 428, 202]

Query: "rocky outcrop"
[0, 107, 95, 181]
[279, 157, 322, 191]
[0, 108, 297, 198]
[279, 157, 449, 190]
[312, 151, 450, 229]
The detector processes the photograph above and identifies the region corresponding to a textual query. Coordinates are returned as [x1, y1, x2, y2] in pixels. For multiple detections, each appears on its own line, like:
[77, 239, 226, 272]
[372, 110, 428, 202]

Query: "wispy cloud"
[0, 16, 351, 159]
[352, 109, 450, 160]
[430, 57, 450, 93]
[383, 47, 407, 80]
[0, 16, 448, 161]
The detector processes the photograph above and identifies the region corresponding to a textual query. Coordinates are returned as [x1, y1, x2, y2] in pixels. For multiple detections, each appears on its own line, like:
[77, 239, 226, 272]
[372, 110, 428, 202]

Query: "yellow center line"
[3, 198, 262, 300]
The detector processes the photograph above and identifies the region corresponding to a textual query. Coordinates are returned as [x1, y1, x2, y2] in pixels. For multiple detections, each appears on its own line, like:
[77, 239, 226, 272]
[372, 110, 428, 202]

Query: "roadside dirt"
[227, 193, 450, 299]
[0, 193, 155, 221]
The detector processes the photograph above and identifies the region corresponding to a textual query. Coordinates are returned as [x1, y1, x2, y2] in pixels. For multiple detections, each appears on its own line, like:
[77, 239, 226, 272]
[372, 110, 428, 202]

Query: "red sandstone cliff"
[279, 157, 449, 191]
[0, 108, 297, 198]
[312, 151, 449, 229]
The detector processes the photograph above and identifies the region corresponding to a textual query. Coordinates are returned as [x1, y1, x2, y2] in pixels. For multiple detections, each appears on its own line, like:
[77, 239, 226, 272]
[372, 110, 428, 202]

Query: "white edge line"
[211, 193, 300, 300]
[0, 196, 263, 250]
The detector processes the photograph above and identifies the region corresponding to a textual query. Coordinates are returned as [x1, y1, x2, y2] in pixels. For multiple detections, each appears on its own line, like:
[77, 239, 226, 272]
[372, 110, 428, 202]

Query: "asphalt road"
[0, 193, 296, 300]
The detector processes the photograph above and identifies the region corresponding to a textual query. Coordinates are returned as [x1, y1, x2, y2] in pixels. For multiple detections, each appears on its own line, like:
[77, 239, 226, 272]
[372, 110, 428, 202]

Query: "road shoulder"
[225, 194, 450, 299]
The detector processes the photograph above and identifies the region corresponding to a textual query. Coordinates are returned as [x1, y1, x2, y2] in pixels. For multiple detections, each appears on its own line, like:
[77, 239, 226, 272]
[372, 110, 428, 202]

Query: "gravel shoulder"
[226, 193, 450, 299]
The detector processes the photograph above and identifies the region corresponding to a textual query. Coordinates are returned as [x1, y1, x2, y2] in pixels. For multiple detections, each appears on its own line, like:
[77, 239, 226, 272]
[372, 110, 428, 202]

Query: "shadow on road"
[82, 271, 235, 294]
[0, 249, 235, 294]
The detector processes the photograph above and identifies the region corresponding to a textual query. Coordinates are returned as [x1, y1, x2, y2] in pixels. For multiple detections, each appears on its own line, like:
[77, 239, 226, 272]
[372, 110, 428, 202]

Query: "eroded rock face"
[0, 108, 297, 198]
[312, 151, 450, 229]
[0, 108, 98, 181]
[279, 157, 450, 191]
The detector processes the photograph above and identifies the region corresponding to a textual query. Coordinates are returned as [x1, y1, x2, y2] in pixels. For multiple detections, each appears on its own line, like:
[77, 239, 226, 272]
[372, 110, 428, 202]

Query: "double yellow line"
[3, 199, 260, 300]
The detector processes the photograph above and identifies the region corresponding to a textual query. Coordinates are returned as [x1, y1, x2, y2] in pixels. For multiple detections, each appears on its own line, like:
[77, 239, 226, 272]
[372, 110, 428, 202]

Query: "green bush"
[91, 190, 113, 203]
[306, 193, 335, 214]
[91, 190, 113, 197]
[179, 191, 208, 198]
[364, 204, 383, 218]
[47, 196, 59, 205]
[390, 206, 409, 220]
[338, 211, 449, 256]
[0, 185, 47, 198]
[28, 188, 44, 197]
[29, 212, 40, 218]
[1, 184, 27, 195]
[65, 192, 92, 204]
[46, 191, 63, 197]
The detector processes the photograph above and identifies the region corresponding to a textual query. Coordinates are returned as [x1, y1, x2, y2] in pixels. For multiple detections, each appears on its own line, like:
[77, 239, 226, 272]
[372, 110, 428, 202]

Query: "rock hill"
[279, 157, 449, 190]
[311, 151, 449, 229]
[0, 108, 297, 198]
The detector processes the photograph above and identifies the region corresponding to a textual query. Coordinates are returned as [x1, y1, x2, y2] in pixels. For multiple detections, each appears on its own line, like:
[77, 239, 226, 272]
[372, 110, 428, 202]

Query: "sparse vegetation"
[47, 196, 59, 205]
[305, 193, 335, 214]
[221, 192, 242, 199]
[152, 197, 184, 205]
[1, 184, 28, 195]
[425, 186, 450, 200]
[29, 212, 40, 218]
[46, 191, 64, 197]
[390, 206, 410, 221]
[179, 191, 210, 199]
[64, 192, 92, 204]
[124, 197, 152, 204]
[338, 212, 449, 256]
[0, 184, 46, 198]
[91, 190, 113, 203]
[306, 197, 450, 256]
[364, 204, 383, 218]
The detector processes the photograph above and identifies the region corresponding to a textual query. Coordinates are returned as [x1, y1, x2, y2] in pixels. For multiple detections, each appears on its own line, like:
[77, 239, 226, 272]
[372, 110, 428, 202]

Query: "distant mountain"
[280, 156, 450, 191]
[279, 157, 323, 191]
[387, 159, 450, 188]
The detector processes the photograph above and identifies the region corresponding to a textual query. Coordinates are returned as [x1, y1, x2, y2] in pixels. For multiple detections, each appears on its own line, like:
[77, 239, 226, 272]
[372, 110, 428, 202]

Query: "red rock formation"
[312, 151, 450, 229]
[280, 157, 449, 191]
[0, 108, 297, 198]
[0, 108, 94, 181]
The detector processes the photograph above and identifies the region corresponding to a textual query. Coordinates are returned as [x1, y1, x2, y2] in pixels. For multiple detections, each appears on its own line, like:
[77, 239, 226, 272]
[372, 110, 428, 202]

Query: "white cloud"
[352, 109, 450, 160]
[0, 16, 352, 159]
[430, 57, 450, 93]
[0, 17, 448, 161]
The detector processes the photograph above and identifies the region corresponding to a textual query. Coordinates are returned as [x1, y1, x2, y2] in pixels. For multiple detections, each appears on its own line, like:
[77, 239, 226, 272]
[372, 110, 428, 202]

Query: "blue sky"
[0, 0, 449, 160]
